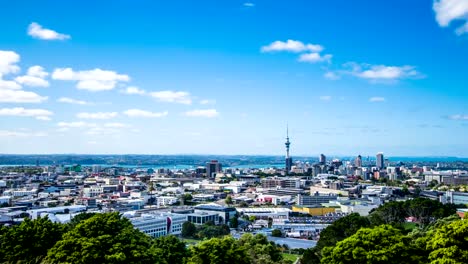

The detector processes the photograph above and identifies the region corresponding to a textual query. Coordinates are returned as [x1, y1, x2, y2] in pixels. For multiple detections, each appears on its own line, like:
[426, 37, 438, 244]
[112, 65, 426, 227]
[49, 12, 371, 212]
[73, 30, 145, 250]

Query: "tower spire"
[284, 125, 292, 174]
[285, 125, 291, 158]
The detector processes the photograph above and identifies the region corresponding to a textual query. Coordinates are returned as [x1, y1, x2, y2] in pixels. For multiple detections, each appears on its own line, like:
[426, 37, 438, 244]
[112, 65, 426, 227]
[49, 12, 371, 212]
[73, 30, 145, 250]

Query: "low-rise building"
[237, 207, 290, 220]
[194, 203, 237, 224]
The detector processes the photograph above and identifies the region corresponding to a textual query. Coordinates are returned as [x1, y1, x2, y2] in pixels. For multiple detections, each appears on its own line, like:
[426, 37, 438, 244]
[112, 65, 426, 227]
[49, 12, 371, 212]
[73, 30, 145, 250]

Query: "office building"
[126, 213, 186, 238]
[319, 154, 326, 164]
[296, 193, 338, 206]
[261, 177, 300, 189]
[194, 203, 237, 224]
[355, 155, 362, 167]
[376, 152, 384, 169]
[206, 160, 222, 178]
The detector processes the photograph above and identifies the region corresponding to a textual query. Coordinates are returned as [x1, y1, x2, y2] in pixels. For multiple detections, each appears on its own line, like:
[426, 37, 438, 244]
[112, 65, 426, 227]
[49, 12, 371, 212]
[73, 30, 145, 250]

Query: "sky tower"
[285, 126, 292, 174]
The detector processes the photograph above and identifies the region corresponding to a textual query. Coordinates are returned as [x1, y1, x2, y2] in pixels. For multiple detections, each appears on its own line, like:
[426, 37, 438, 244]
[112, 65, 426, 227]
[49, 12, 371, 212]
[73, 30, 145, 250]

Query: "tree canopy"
[426, 219, 468, 264]
[0, 216, 65, 263]
[46, 212, 157, 263]
[321, 225, 416, 264]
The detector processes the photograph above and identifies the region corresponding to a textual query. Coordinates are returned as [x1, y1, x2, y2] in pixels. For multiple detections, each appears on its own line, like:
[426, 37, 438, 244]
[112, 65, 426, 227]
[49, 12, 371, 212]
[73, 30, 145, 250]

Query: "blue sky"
[0, 0, 467, 156]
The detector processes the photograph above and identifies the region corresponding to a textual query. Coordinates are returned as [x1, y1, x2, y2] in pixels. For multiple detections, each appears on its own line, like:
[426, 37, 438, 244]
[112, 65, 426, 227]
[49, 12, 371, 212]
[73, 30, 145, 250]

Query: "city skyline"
[0, 0, 468, 156]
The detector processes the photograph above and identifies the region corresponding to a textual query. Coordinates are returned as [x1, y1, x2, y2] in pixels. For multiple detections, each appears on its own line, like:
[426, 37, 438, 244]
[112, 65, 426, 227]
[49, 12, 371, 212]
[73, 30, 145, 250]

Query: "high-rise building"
[206, 160, 222, 178]
[92, 165, 101, 173]
[285, 126, 292, 174]
[319, 154, 326, 164]
[355, 155, 362, 167]
[376, 152, 384, 169]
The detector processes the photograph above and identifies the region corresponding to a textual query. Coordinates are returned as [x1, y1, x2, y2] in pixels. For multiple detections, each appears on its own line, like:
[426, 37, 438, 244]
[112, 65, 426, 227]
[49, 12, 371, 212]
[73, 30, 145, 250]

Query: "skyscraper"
[285, 126, 292, 174]
[376, 152, 384, 169]
[355, 155, 362, 167]
[206, 160, 222, 178]
[319, 154, 326, 164]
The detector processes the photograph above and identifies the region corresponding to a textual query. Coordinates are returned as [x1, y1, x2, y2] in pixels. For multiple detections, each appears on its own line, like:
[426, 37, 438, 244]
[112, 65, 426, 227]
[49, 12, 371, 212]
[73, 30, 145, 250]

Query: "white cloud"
[343, 63, 421, 81]
[85, 126, 123, 135]
[455, 22, 468, 34]
[0, 89, 48, 103]
[0, 50, 20, 77]
[0, 130, 47, 137]
[369, 97, 386, 102]
[319, 96, 332, 101]
[448, 114, 468, 120]
[184, 109, 219, 118]
[15, 66, 49, 87]
[123, 109, 168, 118]
[149, 90, 192, 104]
[433, 0, 468, 34]
[200, 99, 216, 105]
[27, 65, 49, 78]
[298, 53, 332, 63]
[52, 68, 130, 91]
[122, 86, 146, 95]
[27, 22, 70, 40]
[261, 40, 323, 53]
[36, 116, 52, 121]
[0, 79, 22, 90]
[15, 76, 49, 87]
[104, 122, 129, 128]
[76, 112, 118, 119]
[0, 107, 53, 120]
[57, 121, 96, 128]
[324, 71, 340, 80]
[244, 2, 255, 7]
[57, 97, 88, 105]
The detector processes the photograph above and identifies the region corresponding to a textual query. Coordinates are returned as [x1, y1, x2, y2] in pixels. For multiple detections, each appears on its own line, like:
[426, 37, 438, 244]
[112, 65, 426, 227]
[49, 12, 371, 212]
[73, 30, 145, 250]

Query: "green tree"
[301, 213, 370, 264]
[315, 213, 370, 251]
[182, 221, 197, 238]
[45, 212, 157, 264]
[271, 229, 282, 237]
[239, 201, 249, 207]
[426, 219, 468, 264]
[225, 195, 233, 205]
[67, 212, 97, 230]
[321, 225, 417, 264]
[404, 198, 456, 227]
[183, 193, 193, 205]
[0, 216, 65, 264]
[187, 236, 250, 264]
[230, 216, 239, 228]
[368, 201, 406, 226]
[197, 224, 230, 239]
[300, 247, 321, 264]
[237, 233, 286, 264]
[152, 235, 189, 264]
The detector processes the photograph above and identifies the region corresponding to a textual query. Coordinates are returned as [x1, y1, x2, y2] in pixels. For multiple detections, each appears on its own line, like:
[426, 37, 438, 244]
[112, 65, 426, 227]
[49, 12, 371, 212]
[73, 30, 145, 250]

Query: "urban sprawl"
[1, 136, 468, 249]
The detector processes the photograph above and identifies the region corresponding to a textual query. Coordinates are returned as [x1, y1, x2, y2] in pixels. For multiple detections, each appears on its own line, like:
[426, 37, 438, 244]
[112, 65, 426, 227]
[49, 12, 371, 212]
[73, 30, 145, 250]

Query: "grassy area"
[403, 222, 418, 231]
[282, 253, 300, 263]
[182, 238, 202, 245]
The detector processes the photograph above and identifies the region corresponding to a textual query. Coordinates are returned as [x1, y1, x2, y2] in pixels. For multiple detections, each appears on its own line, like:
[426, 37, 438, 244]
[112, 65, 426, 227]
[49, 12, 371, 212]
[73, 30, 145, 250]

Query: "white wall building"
[125, 212, 186, 238]
[156, 196, 178, 206]
[0, 196, 11, 205]
[236, 207, 290, 220]
[83, 186, 104, 197]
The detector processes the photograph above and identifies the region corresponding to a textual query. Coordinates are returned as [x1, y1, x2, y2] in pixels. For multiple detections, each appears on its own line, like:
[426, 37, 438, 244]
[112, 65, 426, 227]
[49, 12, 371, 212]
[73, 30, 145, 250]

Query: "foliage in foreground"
[0, 212, 290, 264]
[300, 198, 461, 264]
